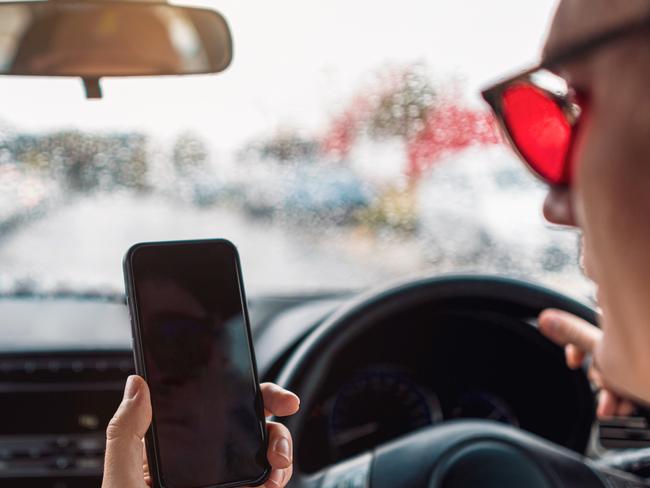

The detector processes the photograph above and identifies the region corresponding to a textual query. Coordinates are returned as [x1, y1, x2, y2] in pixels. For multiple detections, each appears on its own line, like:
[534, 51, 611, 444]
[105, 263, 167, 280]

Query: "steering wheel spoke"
[294, 452, 372, 488]
[319, 452, 372, 488]
[296, 421, 617, 487]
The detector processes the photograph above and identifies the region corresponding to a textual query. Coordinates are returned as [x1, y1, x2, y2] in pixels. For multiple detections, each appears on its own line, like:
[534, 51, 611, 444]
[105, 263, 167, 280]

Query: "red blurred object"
[406, 104, 500, 179]
[320, 96, 372, 159]
[321, 98, 501, 179]
[320, 68, 501, 179]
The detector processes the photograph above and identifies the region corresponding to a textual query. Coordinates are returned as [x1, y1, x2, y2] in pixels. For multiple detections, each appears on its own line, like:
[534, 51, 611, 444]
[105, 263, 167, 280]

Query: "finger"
[617, 399, 636, 417]
[261, 383, 300, 417]
[565, 344, 586, 369]
[143, 441, 151, 483]
[266, 421, 293, 470]
[597, 389, 619, 419]
[282, 464, 293, 487]
[588, 364, 605, 389]
[538, 309, 602, 353]
[265, 468, 284, 488]
[263, 468, 283, 487]
[102, 375, 152, 488]
[261, 466, 292, 488]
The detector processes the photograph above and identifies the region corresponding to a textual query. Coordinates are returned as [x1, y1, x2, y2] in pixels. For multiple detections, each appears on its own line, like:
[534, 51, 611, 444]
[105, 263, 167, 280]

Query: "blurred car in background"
[281, 165, 373, 224]
[0, 163, 56, 234]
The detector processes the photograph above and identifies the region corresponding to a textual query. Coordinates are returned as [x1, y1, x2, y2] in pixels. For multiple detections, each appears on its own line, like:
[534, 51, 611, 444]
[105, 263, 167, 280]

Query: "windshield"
[0, 0, 591, 299]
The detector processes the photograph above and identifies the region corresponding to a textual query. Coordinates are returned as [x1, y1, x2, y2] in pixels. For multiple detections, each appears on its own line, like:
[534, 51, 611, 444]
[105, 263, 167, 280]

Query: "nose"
[543, 187, 576, 226]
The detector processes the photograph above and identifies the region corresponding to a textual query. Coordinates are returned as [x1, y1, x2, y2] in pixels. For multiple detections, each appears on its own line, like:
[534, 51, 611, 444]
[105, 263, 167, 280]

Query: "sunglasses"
[481, 14, 650, 186]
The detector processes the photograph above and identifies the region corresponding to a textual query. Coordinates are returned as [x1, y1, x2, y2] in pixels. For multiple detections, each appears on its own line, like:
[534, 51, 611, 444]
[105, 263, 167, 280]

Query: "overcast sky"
[0, 0, 558, 152]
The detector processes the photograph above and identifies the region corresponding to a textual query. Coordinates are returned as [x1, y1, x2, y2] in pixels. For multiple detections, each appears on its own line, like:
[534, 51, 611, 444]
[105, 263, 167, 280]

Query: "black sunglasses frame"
[481, 13, 650, 186]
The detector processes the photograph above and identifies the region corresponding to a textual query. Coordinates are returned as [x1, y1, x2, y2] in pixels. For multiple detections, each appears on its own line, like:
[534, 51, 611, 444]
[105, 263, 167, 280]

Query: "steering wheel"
[274, 275, 625, 488]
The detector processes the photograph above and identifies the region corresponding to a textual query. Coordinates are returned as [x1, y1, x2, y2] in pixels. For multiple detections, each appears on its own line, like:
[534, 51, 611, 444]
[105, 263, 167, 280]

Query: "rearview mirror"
[0, 1, 233, 98]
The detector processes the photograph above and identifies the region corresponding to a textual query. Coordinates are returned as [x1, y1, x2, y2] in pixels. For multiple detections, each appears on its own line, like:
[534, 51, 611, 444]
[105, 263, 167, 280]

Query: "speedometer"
[329, 368, 441, 459]
[450, 390, 519, 426]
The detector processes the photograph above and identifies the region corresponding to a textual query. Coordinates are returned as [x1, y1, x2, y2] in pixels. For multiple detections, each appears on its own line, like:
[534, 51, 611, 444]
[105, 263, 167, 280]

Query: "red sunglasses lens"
[501, 83, 572, 185]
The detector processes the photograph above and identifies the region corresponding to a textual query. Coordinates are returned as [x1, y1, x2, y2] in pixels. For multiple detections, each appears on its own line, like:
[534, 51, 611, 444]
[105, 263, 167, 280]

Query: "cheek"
[574, 88, 650, 399]
[576, 111, 650, 282]
[570, 119, 610, 281]
[593, 329, 627, 394]
[577, 235, 595, 282]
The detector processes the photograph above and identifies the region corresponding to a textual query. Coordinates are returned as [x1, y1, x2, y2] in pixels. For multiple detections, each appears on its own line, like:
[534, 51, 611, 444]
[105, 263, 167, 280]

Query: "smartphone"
[123, 239, 270, 488]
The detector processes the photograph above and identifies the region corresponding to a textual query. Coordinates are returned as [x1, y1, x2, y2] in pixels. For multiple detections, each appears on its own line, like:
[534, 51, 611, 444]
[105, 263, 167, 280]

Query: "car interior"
[1, 1, 650, 487]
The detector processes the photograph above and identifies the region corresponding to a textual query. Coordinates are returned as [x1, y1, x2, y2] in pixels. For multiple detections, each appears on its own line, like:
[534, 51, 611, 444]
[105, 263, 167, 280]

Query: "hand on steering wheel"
[538, 309, 635, 419]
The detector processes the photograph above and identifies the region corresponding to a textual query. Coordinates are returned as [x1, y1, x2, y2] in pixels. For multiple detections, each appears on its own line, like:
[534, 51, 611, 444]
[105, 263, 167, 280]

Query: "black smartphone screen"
[125, 240, 269, 488]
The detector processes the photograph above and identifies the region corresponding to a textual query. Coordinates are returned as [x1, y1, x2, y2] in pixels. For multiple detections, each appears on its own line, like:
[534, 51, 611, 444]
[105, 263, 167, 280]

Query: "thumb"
[538, 309, 602, 354]
[102, 375, 152, 488]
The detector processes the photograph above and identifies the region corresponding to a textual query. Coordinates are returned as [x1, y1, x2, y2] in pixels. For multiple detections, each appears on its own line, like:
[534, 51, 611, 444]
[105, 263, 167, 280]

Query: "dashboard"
[0, 294, 333, 487]
[0, 350, 132, 487]
[0, 279, 649, 487]
[0, 297, 134, 486]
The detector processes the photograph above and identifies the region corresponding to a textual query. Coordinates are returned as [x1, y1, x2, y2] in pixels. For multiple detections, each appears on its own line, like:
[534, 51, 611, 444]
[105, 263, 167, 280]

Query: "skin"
[537, 0, 650, 415]
[102, 376, 299, 488]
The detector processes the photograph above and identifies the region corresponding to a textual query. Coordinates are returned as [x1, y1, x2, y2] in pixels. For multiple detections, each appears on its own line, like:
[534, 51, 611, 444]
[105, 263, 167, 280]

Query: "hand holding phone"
[101, 378, 299, 488]
[123, 239, 288, 488]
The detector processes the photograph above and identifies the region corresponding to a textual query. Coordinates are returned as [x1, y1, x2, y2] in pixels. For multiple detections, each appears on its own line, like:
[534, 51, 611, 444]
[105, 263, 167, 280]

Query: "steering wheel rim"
[275, 274, 597, 487]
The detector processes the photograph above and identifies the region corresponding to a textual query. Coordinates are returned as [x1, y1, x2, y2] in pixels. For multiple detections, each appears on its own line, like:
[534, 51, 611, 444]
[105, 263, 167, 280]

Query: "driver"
[495, 0, 650, 418]
[101, 0, 650, 486]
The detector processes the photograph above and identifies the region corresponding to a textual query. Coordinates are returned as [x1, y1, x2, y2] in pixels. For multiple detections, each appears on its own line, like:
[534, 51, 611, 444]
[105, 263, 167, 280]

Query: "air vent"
[600, 416, 650, 449]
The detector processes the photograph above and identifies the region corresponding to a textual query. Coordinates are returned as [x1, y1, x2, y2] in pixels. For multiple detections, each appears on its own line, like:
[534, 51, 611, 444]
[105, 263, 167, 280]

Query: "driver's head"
[541, 0, 650, 399]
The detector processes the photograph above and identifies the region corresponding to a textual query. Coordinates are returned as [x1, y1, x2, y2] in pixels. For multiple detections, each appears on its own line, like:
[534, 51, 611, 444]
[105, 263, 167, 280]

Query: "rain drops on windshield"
[0, 0, 589, 299]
